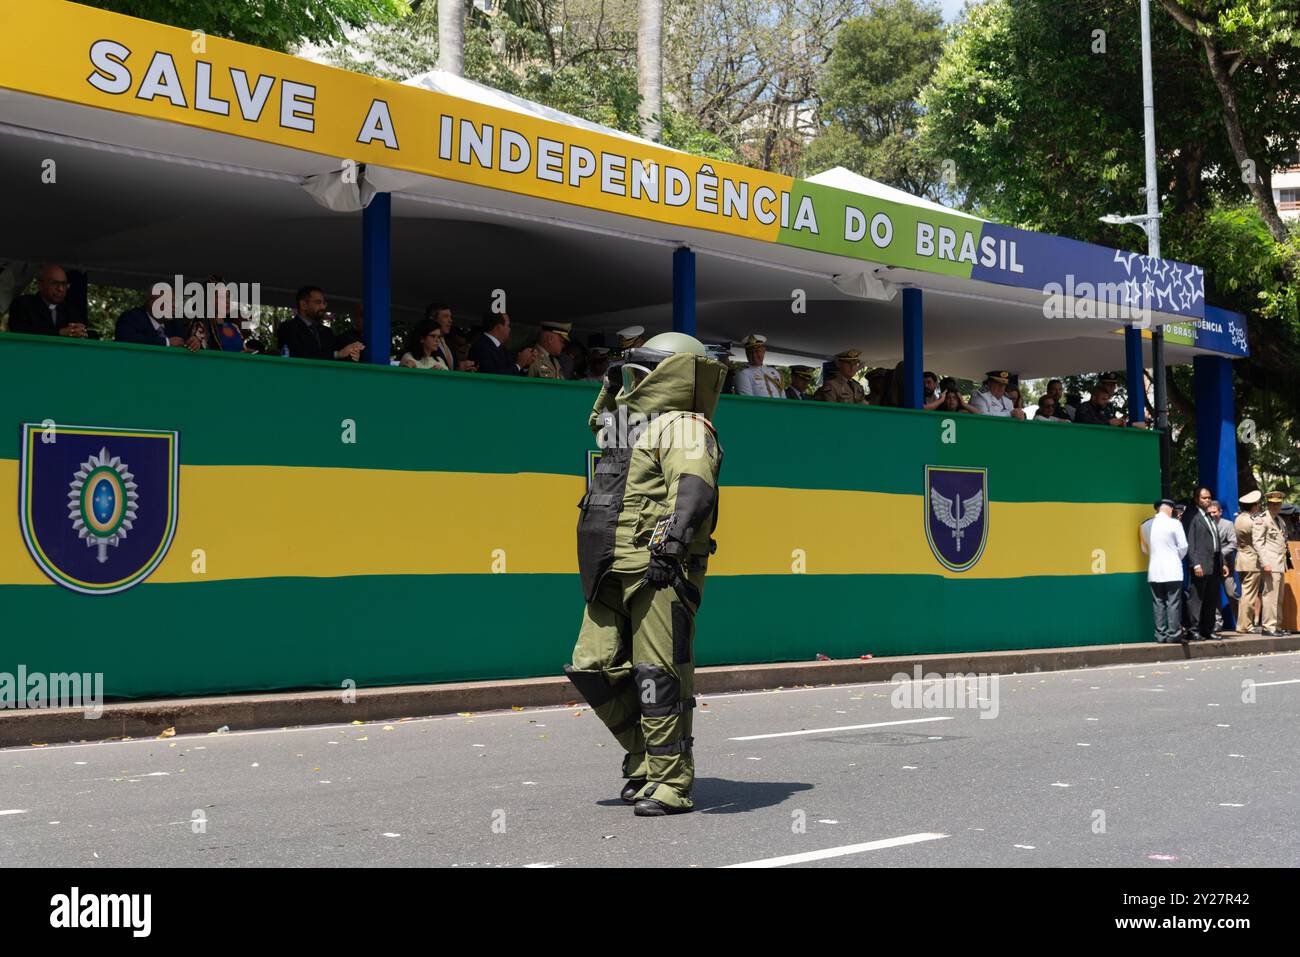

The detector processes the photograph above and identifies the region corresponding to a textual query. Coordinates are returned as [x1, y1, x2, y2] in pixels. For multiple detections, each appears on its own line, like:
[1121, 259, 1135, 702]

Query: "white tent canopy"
[0, 57, 1219, 378]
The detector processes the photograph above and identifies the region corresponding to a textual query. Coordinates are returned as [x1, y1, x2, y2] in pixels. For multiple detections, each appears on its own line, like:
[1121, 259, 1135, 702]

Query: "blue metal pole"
[1124, 325, 1145, 424]
[902, 287, 923, 409]
[362, 192, 392, 366]
[672, 247, 695, 335]
[1193, 354, 1239, 513]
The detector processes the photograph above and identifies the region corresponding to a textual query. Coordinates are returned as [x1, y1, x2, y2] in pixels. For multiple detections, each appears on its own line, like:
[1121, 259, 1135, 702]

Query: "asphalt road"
[2, 651, 1298, 868]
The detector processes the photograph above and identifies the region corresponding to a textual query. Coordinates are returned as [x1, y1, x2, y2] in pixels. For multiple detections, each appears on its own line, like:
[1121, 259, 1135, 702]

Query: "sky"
[939, 0, 968, 21]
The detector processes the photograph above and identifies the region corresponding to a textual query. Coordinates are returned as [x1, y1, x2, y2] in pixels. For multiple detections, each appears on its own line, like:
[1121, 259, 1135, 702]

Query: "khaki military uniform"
[529, 348, 565, 379]
[1256, 512, 1288, 630]
[1234, 511, 1262, 630]
[813, 374, 868, 404]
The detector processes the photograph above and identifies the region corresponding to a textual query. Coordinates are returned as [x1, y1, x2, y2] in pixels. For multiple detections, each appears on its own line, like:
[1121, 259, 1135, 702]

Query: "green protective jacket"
[577, 352, 727, 602]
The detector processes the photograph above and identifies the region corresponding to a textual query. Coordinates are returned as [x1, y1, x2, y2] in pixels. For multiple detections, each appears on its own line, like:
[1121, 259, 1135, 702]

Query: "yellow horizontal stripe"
[0, 462, 1147, 585]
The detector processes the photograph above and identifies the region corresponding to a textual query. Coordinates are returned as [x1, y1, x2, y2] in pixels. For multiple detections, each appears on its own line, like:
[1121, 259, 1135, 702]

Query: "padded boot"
[633, 782, 694, 816]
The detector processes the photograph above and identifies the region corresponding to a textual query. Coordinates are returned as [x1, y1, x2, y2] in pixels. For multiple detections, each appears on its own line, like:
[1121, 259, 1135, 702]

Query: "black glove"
[644, 551, 679, 590]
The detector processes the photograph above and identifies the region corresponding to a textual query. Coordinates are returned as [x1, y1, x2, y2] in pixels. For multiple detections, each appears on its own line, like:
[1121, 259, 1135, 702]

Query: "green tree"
[805, 0, 946, 195]
[82, 0, 409, 52]
[919, 0, 1300, 493]
[1158, 0, 1300, 242]
[328, 1, 646, 136]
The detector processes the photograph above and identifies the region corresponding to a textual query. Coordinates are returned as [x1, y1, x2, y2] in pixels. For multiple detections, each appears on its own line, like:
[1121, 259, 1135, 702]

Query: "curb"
[4, 634, 1298, 749]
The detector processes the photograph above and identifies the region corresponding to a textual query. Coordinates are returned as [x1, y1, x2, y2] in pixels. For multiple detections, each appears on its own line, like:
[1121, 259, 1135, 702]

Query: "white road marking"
[729, 716, 953, 741]
[1252, 678, 1300, 688]
[724, 832, 947, 868]
[0, 809, 29, 816]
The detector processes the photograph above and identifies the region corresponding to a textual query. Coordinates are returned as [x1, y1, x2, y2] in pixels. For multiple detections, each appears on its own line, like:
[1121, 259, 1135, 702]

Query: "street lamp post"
[1102, 0, 1170, 499]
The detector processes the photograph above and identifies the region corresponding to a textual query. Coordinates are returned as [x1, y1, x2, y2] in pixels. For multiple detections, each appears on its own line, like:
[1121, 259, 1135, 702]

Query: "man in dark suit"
[7, 264, 88, 338]
[114, 292, 170, 346]
[277, 286, 364, 361]
[1183, 486, 1227, 640]
[468, 312, 534, 376]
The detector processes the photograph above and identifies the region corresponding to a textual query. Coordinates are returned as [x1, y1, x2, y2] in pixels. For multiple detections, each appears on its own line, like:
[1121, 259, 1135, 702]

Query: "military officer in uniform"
[616, 325, 646, 353]
[528, 321, 571, 379]
[813, 349, 869, 404]
[1234, 490, 1264, 633]
[786, 365, 815, 400]
[1257, 491, 1290, 635]
[969, 371, 1026, 419]
[567, 331, 727, 816]
[734, 334, 784, 397]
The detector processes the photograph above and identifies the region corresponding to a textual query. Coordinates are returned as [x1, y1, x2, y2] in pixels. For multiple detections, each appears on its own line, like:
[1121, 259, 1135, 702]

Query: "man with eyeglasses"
[276, 286, 364, 362]
[7, 264, 88, 338]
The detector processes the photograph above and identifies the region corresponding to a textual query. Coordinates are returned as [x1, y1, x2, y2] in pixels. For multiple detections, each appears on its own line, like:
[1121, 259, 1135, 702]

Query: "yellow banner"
[0, 0, 794, 243]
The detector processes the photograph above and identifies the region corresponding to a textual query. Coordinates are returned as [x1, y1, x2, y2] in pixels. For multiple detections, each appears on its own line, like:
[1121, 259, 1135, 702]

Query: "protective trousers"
[565, 566, 704, 804]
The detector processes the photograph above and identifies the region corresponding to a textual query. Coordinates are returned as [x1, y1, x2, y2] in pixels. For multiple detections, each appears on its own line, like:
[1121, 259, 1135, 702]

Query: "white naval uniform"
[735, 365, 784, 398]
[969, 389, 1014, 416]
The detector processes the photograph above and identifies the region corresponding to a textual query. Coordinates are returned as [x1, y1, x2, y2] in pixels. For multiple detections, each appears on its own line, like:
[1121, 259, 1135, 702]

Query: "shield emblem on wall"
[19, 424, 179, 595]
[924, 466, 988, 573]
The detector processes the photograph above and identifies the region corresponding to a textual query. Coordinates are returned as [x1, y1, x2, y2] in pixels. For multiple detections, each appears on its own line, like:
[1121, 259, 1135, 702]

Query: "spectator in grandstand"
[1046, 379, 1074, 421]
[113, 290, 170, 347]
[399, 319, 449, 370]
[786, 365, 815, 400]
[938, 389, 974, 414]
[1034, 395, 1068, 422]
[426, 302, 472, 370]
[922, 371, 945, 410]
[7, 264, 87, 338]
[735, 334, 784, 397]
[969, 371, 1025, 419]
[864, 367, 890, 406]
[584, 346, 611, 383]
[277, 286, 364, 361]
[200, 275, 245, 352]
[813, 350, 868, 404]
[528, 321, 571, 379]
[468, 312, 534, 375]
[450, 327, 474, 369]
[1073, 383, 1127, 427]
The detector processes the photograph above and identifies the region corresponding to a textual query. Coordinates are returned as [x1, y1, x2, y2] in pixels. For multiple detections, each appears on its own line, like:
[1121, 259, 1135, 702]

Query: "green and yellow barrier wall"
[0, 335, 1158, 699]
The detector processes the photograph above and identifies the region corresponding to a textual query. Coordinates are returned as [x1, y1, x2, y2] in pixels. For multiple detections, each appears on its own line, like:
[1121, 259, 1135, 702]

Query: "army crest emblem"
[19, 424, 179, 594]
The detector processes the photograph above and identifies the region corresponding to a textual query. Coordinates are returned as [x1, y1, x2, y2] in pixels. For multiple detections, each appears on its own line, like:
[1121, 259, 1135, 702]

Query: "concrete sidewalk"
[3, 632, 1298, 748]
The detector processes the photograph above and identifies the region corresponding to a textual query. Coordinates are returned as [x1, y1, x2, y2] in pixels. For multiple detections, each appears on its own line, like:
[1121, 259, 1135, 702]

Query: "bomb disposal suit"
[564, 333, 726, 816]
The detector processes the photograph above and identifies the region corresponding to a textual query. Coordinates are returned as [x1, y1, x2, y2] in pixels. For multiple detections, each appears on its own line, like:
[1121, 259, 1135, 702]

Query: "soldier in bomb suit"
[565, 332, 727, 816]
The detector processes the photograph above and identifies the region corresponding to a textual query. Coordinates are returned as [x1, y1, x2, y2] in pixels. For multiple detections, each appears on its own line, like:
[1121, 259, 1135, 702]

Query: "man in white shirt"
[734, 333, 784, 397]
[1148, 498, 1189, 642]
[968, 371, 1026, 419]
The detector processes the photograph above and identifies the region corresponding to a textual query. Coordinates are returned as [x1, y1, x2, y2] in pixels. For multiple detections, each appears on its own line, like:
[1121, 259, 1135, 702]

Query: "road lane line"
[724, 832, 948, 868]
[1252, 678, 1300, 687]
[729, 716, 954, 741]
[0, 810, 29, 816]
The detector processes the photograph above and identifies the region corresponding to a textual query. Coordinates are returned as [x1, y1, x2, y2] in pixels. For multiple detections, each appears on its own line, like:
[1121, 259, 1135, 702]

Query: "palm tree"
[437, 0, 464, 75]
[638, 0, 662, 141]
